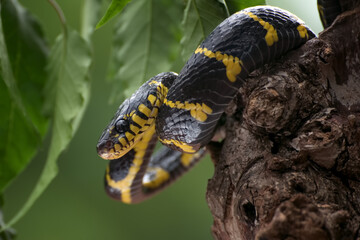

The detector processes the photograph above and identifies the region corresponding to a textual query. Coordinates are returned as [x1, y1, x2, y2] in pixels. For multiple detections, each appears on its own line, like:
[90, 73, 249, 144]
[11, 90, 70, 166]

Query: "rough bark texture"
[206, 2, 360, 239]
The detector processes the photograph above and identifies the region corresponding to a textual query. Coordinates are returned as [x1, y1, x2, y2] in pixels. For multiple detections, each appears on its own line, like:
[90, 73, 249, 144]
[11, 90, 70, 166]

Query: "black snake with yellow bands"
[97, 3, 341, 204]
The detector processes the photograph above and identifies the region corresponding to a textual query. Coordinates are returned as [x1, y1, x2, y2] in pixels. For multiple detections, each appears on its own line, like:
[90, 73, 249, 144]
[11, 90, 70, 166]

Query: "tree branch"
[206, 3, 360, 240]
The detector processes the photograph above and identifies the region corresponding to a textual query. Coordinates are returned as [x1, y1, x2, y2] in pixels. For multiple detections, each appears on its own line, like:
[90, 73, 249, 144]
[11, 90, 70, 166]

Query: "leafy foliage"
[180, 0, 229, 60]
[81, 0, 102, 40]
[6, 28, 93, 229]
[0, 0, 96, 232]
[108, 0, 265, 103]
[0, 0, 49, 194]
[109, 0, 182, 102]
[96, 0, 132, 29]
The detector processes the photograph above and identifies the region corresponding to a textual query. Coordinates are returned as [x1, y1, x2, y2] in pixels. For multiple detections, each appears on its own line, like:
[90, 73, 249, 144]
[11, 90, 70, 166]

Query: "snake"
[97, 2, 342, 204]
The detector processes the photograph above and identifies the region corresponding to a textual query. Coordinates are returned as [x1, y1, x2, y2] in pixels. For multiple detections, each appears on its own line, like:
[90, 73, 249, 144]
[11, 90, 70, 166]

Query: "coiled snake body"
[97, 3, 339, 204]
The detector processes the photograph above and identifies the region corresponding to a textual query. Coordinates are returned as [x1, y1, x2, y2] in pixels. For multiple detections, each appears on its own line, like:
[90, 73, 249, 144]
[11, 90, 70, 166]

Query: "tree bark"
[206, 1, 360, 239]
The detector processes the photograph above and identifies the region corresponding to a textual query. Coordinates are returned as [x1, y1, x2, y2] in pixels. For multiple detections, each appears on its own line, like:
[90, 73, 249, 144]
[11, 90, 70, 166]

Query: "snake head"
[97, 95, 153, 160]
[97, 98, 133, 159]
[97, 72, 178, 160]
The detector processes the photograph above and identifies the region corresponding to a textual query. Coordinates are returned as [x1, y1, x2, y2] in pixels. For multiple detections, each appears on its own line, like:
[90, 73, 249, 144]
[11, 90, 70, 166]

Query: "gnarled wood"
[206, 3, 360, 239]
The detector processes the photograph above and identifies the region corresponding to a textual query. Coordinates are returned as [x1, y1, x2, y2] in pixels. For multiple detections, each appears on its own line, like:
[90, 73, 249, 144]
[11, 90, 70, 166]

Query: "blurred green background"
[3, 0, 322, 239]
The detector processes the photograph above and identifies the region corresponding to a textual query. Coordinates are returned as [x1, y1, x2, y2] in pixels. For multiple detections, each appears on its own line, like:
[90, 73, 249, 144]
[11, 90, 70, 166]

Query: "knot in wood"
[245, 88, 285, 134]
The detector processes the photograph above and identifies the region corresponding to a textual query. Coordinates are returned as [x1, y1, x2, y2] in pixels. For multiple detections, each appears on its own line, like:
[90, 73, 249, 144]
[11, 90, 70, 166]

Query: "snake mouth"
[97, 140, 114, 159]
[97, 133, 144, 160]
[98, 148, 128, 160]
[97, 141, 132, 160]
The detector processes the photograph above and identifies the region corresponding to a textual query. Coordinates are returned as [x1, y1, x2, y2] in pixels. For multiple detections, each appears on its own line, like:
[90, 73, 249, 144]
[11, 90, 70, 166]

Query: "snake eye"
[115, 119, 129, 133]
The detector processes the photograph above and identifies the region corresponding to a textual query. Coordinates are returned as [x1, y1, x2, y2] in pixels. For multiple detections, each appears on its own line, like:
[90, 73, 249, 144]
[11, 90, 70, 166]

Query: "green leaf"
[95, 0, 132, 29]
[109, 0, 182, 103]
[4, 29, 92, 229]
[226, 0, 266, 14]
[0, 0, 49, 193]
[81, 0, 102, 40]
[180, 0, 229, 61]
